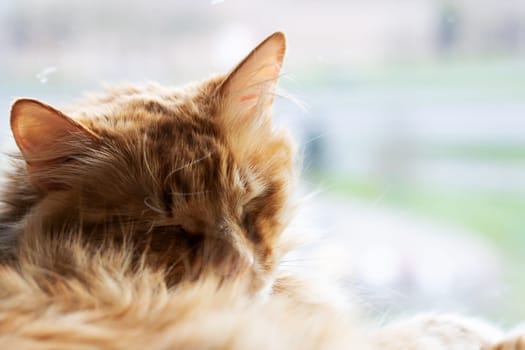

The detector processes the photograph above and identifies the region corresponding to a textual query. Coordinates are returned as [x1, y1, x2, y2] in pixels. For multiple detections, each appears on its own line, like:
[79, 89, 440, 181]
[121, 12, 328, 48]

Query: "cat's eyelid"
[144, 191, 211, 217]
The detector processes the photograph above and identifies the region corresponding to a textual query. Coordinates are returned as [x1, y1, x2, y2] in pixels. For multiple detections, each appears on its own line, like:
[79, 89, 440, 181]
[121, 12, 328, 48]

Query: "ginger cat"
[0, 32, 522, 349]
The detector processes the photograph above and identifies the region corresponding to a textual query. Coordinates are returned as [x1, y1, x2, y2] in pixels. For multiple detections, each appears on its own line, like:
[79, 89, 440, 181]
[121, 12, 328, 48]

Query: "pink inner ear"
[240, 93, 259, 102]
[11, 99, 95, 163]
[219, 33, 285, 123]
[13, 114, 60, 155]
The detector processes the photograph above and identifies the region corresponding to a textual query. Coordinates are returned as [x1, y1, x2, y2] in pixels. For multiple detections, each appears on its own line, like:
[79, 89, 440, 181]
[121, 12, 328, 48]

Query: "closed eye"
[174, 224, 188, 235]
[148, 224, 204, 250]
[242, 213, 262, 244]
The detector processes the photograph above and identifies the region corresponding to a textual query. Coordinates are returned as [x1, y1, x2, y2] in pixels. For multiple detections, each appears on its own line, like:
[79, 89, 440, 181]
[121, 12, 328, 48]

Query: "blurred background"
[0, 0, 524, 325]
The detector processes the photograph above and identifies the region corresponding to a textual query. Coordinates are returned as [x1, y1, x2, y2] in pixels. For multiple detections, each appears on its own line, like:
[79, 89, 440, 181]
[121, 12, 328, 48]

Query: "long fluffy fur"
[0, 32, 521, 349]
[0, 236, 364, 350]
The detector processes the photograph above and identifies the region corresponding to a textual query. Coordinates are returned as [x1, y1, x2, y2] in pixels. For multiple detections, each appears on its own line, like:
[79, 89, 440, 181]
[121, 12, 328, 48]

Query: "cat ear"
[11, 99, 97, 183]
[217, 32, 286, 126]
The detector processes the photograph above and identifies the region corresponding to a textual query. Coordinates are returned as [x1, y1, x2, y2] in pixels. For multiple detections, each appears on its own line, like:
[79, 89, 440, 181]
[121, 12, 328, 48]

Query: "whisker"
[142, 134, 160, 188]
[164, 152, 214, 185]
[302, 132, 329, 146]
[143, 196, 166, 215]
[273, 89, 310, 112]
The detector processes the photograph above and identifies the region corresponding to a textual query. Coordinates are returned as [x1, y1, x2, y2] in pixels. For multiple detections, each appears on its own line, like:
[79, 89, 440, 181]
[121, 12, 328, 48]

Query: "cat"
[0, 31, 522, 349]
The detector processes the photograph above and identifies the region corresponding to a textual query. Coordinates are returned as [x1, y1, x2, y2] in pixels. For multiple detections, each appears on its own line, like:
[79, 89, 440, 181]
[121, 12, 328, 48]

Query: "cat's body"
[0, 32, 522, 349]
[0, 237, 365, 350]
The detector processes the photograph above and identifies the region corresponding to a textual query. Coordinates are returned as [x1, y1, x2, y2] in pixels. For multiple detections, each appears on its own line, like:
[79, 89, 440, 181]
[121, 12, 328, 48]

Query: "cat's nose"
[215, 220, 255, 276]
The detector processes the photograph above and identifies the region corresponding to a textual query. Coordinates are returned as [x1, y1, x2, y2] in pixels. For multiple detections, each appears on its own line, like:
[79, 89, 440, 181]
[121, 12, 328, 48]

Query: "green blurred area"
[318, 174, 525, 254]
[312, 155, 525, 320]
[301, 57, 525, 319]
[303, 59, 524, 258]
[425, 143, 525, 162]
[298, 58, 525, 95]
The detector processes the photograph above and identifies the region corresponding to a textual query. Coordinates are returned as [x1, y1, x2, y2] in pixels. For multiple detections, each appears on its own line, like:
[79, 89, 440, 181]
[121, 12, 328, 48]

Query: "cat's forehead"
[75, 83, 213, 127]
[74, 84, 255, 183]
[67, 80, 291, 202]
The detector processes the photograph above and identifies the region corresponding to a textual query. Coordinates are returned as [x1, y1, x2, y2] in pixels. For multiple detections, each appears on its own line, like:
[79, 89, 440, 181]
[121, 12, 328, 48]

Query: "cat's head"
[10, 32, 295, 291]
